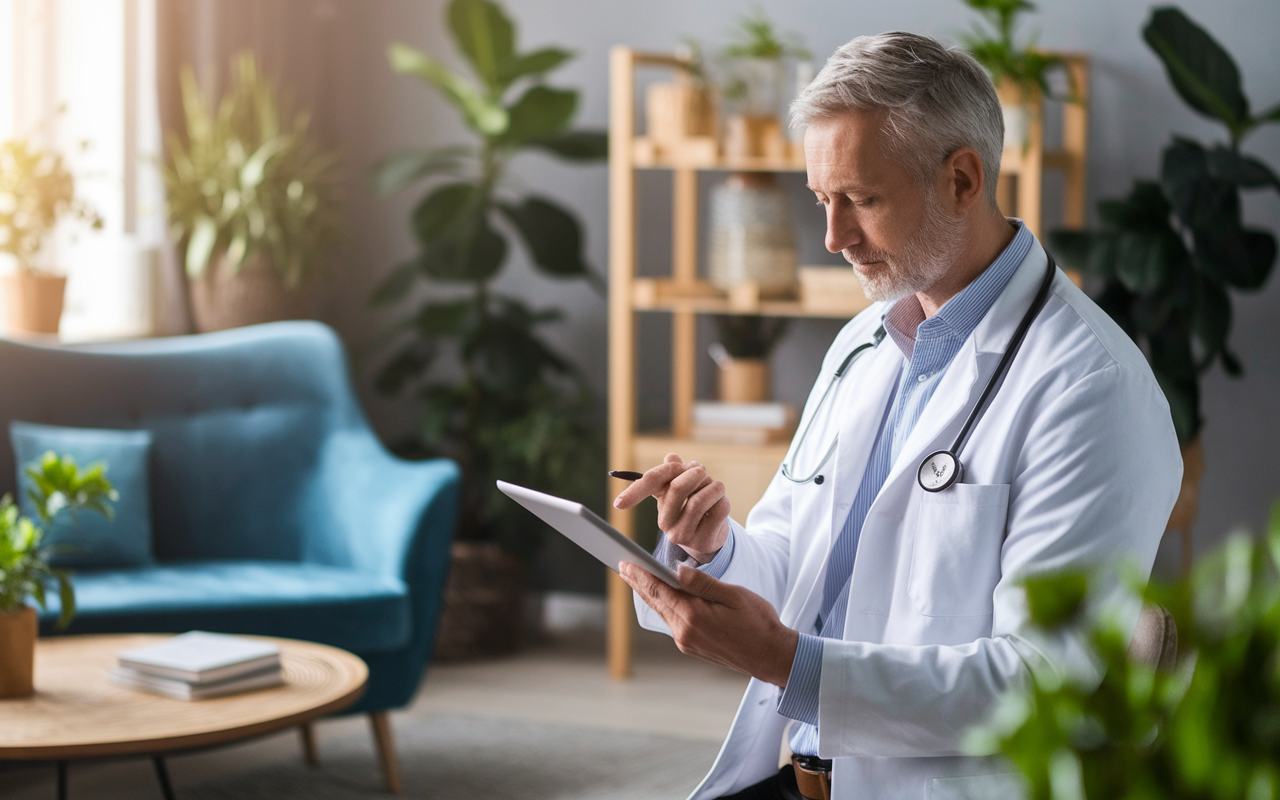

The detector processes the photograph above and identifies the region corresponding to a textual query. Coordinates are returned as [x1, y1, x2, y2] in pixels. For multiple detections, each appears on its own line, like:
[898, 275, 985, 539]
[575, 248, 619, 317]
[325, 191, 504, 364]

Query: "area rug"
[181, 713, 721, 800]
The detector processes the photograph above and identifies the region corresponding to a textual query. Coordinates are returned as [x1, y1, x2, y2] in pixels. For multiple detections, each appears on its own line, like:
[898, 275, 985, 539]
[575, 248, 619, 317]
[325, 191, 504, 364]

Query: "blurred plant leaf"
[526, 130, 608, 161]
[387, 42, 508, 136]
[1143, 7, 1250, 139]
[447, 0, 515, 92]
[500, 86, 577, 147]
[368, 146, 471, 196]
[497, 196, 599, 287]
[496, 47, 573, 88]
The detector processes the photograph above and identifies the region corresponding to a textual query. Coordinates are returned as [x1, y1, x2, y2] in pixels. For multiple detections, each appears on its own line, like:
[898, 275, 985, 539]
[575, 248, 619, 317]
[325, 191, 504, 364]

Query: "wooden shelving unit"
[604, 47, 1090, 679]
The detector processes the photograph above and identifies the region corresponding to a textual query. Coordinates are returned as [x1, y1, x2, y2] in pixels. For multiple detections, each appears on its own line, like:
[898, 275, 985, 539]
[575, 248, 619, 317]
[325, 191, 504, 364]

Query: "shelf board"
[1001, 147, 1075, 175]
[632, 278, 870, 319]
[633, 432, 791, 461]
[632, 138, 806, 173]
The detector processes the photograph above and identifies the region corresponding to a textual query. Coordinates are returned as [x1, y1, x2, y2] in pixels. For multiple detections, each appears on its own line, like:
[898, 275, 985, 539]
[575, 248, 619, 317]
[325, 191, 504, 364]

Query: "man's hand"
[613, 453, 731, 564]
[619, 561, 799, 687]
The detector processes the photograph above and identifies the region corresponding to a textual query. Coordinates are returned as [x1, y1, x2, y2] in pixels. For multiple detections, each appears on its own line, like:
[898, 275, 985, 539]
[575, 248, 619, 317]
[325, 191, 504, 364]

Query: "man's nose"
[825, 206, 861, 254]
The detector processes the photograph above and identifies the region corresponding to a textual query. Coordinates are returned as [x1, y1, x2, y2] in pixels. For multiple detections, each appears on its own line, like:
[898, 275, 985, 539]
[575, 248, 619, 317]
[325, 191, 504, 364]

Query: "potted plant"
[369, 0, 607, 658]
[162, 53, 341, 333]
[1050, 7, 1280, 563]
[0, 138, 102, 336]
[961, 0, 1072, 149]
[0, 452, 116, 697]
[971, 500, 1280, 798]
[718, 8, 809, 159]
[708, 315, 790, 403]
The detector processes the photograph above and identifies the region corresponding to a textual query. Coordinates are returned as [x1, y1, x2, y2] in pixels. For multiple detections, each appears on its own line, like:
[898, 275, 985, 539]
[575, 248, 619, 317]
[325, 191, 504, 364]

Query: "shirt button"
[917, 374, 928, 382]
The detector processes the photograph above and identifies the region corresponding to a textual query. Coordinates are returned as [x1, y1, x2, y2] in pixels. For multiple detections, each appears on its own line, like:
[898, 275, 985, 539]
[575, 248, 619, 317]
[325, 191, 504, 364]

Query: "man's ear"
[941, 147, 986, 214]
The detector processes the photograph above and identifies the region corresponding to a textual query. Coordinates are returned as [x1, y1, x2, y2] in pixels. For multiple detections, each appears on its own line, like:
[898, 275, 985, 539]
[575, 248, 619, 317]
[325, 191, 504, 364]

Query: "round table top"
[0, 634, 367, 760]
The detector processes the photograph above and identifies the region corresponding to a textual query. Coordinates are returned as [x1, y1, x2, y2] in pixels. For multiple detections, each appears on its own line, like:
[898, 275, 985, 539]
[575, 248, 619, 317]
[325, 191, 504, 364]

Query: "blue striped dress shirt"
[775, 221, 1033, 756]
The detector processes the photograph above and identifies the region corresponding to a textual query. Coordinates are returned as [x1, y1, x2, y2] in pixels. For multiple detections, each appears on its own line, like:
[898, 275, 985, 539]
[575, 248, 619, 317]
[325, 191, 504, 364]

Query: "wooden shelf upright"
[604, 48, 1091, 680]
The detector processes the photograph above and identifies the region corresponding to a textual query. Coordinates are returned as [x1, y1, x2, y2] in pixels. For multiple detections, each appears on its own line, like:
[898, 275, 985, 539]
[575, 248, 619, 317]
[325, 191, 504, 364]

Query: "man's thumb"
[676, 564, 732, 605]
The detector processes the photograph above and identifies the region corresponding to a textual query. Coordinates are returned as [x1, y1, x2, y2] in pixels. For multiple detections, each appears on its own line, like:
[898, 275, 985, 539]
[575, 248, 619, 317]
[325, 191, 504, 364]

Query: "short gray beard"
[845, 193, 967, 303]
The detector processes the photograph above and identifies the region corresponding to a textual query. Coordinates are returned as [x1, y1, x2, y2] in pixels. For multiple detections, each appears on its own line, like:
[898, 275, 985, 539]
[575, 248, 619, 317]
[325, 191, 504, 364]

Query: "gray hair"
[791, 32, 1004, 206]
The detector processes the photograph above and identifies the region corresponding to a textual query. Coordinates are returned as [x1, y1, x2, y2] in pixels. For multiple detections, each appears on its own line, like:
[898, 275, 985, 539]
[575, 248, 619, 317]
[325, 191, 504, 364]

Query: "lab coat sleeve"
[815, 363, 1182, 758]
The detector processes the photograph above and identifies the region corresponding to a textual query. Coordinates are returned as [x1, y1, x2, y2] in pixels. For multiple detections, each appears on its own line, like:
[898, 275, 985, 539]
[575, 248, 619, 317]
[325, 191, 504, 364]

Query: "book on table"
[113, 631, 283, 700]
[691, 402, 797, 445]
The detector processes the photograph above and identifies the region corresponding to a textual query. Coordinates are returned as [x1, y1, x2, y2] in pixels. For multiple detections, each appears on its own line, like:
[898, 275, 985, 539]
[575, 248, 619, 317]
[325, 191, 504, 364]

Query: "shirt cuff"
[652, 526, 736, 579]
[776, 633, 823, 725]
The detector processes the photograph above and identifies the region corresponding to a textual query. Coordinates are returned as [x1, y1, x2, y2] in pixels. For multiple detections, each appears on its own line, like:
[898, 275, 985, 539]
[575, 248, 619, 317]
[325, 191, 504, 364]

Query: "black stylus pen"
[608, 470, 644, 481]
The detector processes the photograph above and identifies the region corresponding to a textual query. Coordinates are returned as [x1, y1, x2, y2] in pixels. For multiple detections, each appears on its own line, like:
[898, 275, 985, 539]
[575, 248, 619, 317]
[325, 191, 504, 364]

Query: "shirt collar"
[882, 219, 1033, 360]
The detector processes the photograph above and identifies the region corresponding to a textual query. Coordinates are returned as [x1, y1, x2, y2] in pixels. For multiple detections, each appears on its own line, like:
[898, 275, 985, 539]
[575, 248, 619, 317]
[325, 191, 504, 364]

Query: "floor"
[1, 625, 748, 799]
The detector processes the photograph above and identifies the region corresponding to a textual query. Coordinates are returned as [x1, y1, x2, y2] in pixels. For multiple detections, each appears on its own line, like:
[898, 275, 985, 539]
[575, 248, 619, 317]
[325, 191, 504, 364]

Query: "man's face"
[804, 111, 962, 302]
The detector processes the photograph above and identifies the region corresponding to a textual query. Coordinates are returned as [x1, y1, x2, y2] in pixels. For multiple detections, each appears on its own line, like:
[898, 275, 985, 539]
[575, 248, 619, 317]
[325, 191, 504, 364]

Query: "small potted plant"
[718, 8, 810, 159]
[163, 53, 340, 332]
[0, 138, 102, 336]
[0, 452, 115, 698]
[708, 315, 790, 403]
[960, 0, 1072, 149]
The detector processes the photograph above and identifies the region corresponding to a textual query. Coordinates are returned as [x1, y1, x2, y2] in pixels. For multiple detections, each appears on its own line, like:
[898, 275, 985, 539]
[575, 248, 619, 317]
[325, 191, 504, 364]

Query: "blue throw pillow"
[10, 421, 154, 568]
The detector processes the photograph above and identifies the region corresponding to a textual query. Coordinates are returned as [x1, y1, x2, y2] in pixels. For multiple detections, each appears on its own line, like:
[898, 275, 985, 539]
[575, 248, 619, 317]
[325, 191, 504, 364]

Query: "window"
[1, 0, 162, 340]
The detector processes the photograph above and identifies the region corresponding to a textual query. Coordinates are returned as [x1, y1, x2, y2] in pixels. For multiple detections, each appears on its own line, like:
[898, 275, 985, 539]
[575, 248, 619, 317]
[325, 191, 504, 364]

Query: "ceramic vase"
[708, 172, 798, 296]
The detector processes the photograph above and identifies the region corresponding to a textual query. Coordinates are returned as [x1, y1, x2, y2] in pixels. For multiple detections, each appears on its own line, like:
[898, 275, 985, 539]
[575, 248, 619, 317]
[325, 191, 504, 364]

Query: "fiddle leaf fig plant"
[0, 452, 116, 630]
[1050, 6, 1280, 446]
[370, 0, 606, 560]
[162, 52, 341, 288]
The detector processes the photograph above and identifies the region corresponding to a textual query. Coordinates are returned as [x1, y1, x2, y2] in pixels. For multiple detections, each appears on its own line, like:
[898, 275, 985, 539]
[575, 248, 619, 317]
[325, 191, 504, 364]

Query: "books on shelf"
[113, 631, 283, 701]
[691, 402, 796, 445]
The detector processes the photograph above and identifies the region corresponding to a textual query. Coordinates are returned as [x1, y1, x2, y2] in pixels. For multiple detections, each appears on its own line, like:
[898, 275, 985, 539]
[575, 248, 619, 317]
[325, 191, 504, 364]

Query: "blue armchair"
[0, 322, 459, 790]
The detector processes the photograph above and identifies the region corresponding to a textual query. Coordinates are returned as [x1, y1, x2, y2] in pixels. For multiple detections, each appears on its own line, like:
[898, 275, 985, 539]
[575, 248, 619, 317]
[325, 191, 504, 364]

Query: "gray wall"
[302, 0, 1280, 581]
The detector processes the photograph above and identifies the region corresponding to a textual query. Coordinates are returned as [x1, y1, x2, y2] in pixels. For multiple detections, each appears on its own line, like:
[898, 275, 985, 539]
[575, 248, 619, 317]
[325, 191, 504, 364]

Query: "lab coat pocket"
[924, 772, 1026, 799]
[908, 483, 1010, 617]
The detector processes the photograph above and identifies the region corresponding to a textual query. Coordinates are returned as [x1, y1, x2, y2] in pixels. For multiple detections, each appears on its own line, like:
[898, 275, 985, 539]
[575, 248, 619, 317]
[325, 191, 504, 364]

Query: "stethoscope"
[780, 254, 1058, 493]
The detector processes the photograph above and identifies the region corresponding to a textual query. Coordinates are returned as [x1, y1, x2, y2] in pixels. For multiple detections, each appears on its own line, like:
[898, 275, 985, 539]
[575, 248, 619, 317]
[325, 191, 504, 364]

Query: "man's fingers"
[676, 564, 736, 606]
[657, 464, 712, 530]
[619, 561, 677, 613]
[613, 456, 688, 510]
[695, 496, 732, 543]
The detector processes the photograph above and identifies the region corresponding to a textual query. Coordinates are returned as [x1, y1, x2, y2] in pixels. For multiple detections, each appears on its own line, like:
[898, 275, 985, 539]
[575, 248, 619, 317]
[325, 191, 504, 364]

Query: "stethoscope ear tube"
[916, 253, 1059, 492]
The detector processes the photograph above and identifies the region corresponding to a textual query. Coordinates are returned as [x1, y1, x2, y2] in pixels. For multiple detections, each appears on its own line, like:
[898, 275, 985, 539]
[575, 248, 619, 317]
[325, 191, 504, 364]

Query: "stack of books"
[111, 631, 284, 701]
[691, 401, 797, 445]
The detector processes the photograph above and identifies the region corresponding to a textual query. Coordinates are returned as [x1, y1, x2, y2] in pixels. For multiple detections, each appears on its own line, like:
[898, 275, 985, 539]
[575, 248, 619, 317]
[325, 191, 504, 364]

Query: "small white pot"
[1002, 103, 1033, 150]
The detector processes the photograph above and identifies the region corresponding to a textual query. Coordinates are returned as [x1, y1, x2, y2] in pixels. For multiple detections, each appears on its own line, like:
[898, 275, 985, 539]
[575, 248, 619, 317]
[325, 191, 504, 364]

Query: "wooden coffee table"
[0, 634, 367, 799]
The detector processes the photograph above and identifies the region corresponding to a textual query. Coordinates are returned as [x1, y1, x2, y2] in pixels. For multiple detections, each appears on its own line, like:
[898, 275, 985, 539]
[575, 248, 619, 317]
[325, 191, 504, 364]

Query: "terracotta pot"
[718, 358, 769, 403]
[646, 80, 716, 146]
[188, 253, 316, 333]
[723, 114, 785, 160]
[0, 606, 37, 698]
[3, 273, 67, 336]
[433, 542, 529, 661]
[1167, 437, 1205, 575]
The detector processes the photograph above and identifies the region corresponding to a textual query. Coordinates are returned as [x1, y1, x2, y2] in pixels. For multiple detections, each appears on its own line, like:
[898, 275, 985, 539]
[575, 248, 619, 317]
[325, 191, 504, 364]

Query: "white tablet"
[496, 480, 681, 589]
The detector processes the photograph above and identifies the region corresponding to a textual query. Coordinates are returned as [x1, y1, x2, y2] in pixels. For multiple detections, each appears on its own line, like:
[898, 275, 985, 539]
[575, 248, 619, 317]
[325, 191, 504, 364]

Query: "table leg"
[153, 757, 176, 800]
[55, 761, 67, 800]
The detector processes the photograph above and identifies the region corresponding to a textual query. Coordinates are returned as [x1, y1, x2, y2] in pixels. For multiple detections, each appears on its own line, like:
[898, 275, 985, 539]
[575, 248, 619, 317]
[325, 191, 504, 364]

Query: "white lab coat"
[635, 240, 1183, 800]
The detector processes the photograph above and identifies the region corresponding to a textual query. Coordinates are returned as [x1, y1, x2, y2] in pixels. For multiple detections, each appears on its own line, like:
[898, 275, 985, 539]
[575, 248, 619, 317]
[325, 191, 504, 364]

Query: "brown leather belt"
[791, 754, 832, 800]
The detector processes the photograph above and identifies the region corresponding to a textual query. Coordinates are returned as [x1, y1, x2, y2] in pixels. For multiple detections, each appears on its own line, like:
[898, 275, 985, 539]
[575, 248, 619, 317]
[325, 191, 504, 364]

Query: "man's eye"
[852, 197, 875, 207]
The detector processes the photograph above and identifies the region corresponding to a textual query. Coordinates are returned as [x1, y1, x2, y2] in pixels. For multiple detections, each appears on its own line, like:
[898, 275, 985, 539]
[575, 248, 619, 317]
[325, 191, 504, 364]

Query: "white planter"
[1002, 103, 1033, 150]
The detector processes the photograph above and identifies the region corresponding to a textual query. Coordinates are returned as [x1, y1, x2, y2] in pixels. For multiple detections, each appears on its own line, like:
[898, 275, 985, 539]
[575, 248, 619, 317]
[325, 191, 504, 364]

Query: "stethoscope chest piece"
[918, 450, 961, 492]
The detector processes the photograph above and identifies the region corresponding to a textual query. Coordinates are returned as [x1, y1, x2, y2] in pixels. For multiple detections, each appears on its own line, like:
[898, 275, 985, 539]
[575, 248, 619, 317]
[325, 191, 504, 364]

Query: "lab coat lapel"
[876, 242, 1050, 500]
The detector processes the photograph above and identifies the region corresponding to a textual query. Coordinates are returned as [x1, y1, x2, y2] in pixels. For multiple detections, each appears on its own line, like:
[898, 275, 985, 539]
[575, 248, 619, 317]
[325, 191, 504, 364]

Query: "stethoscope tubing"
[781, 253, 1059, 490]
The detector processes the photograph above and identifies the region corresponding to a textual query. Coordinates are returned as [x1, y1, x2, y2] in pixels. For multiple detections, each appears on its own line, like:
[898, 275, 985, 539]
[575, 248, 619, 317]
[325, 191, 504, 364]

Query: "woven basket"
[433, 542, 529, 662]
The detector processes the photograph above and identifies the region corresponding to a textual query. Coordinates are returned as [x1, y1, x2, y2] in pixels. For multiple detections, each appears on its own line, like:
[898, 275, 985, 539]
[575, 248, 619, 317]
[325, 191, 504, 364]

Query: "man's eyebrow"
[805, 182, 869, 194]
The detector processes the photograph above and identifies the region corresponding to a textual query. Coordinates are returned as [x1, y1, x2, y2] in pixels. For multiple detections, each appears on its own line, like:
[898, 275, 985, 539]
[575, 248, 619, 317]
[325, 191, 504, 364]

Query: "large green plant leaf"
[447, 0, 515, 92]
[370, 260, 420, 307]
[412, 182, 481, 245]
[527, 130, 609, 161]
[1206, 145, 1280, 192]
[495, 47, 573, 89]
[368, 146, 471, 196]
[497, 197, 591, 279]
[388, 42, 508, 136]
[420, 220, 507, 282]
[375, 341, 435, 395]
[1143, 7, 1250, 135]
[500, 86, 577, 147]
[185, 215, 219, 277]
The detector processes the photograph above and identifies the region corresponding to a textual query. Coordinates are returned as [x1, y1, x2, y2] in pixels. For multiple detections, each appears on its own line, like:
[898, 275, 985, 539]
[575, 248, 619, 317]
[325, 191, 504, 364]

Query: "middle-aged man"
[615, 31, 1183, 800]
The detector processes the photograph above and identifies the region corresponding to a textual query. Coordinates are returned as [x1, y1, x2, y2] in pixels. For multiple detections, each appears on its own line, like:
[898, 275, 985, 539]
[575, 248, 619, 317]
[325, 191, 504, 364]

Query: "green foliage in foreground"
[0, 453, 117, 629]
[976, 504, 1280, 799]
